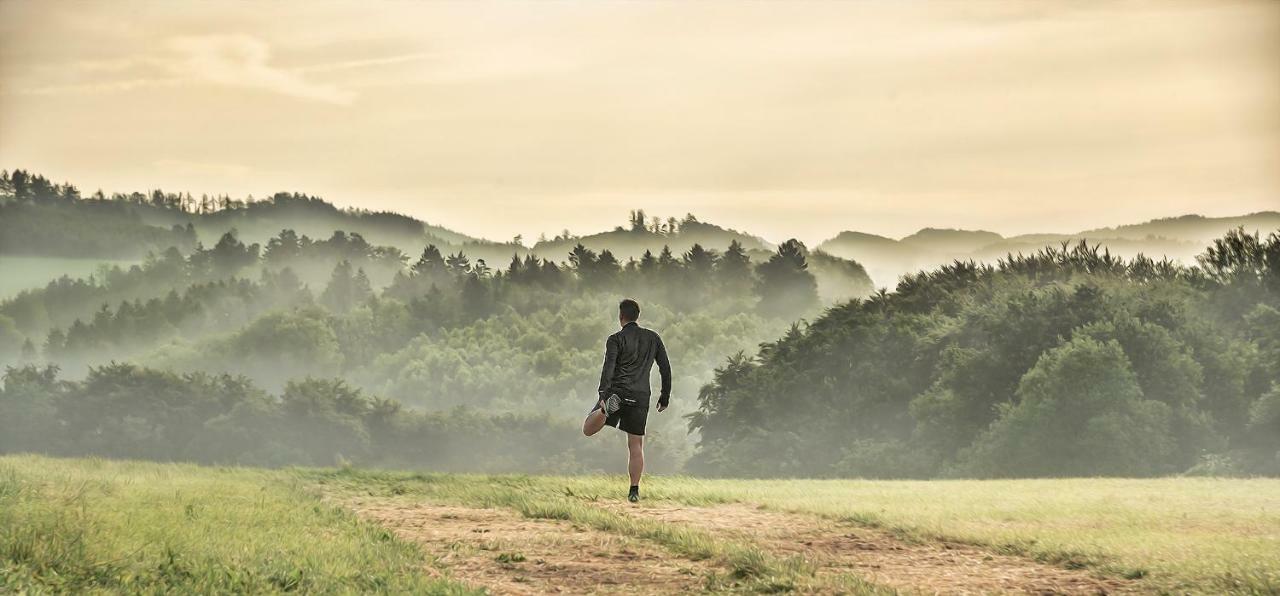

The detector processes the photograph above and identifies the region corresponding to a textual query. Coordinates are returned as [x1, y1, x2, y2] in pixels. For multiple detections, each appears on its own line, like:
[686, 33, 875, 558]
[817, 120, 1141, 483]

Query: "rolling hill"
[818, 211, 1280, 287]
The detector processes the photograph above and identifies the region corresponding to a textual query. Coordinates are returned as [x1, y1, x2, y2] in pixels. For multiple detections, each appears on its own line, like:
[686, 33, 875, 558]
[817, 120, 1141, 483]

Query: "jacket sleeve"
[598, 333, 619, 399]
[655, 334, 672, 402]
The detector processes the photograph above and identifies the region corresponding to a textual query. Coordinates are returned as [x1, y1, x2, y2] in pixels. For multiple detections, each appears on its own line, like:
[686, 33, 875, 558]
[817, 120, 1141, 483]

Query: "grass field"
[0, 455, 472, 594]
[3, 455, 1278, 594]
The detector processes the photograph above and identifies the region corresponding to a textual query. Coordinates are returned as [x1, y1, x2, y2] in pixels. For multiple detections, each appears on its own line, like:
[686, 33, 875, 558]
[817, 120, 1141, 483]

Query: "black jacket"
[598, 321, 672, 406]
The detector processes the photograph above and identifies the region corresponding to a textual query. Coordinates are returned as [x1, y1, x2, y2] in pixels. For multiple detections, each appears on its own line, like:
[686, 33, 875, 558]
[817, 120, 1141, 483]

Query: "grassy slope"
[0, 455, 472, 594]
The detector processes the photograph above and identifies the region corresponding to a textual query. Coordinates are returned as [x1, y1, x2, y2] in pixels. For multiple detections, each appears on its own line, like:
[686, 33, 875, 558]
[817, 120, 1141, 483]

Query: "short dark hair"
[619, 298, 640, 322]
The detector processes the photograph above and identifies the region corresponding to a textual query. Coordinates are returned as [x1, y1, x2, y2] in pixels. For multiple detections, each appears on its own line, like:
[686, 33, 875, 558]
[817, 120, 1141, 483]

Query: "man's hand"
[657, 397, 669, 412]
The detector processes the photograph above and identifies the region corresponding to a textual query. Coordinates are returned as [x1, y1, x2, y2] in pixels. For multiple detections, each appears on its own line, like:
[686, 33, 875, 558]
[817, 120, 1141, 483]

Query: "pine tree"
[568, 244, 598, 274]
[445, 252, 471, 276]
[630, 209, 648, 232]
[413, 245, 447, 276]
[755, 239, 819, 318]
[639, 249, 658, 276]
[657, 245, 679, 279]
[321, 260, 357, 313]
[506, 254, 524, 280]
[717, 240, 753, 295]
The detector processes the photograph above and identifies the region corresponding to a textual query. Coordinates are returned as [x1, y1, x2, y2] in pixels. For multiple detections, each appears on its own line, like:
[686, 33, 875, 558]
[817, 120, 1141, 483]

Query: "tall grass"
[0, 455, 473, 594]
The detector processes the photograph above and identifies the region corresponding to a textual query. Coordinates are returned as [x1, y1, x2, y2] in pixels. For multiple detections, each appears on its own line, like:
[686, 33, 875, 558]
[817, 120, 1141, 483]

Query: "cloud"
[5, 34, 362, 104]
[295, 52, 434, 74]
[168, 35, 356, 105]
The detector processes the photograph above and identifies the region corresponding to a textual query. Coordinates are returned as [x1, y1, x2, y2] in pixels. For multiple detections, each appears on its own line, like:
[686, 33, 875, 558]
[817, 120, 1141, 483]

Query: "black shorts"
[591, 395, 649, 436]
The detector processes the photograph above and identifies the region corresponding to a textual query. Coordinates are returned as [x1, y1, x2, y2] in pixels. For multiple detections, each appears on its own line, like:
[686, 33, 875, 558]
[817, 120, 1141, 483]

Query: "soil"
[347, 497, 1145, 595]
[350, 500, 715, 595]
[602, 502, 1141, 595]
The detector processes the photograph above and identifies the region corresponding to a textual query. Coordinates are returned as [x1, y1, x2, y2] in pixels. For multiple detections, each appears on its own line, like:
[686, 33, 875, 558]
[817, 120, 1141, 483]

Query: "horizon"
[3, 166, 1277, 248]
[3, 1, 1278, 245]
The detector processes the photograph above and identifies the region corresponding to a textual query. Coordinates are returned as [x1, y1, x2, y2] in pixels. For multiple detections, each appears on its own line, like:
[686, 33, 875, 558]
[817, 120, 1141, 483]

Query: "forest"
[1, 169, 1277, 477]
[691, 231, 1280, 477]
[0, 170, 859, 471]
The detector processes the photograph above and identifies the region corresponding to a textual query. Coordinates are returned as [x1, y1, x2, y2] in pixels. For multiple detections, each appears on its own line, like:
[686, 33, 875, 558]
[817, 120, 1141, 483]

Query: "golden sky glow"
[1, 1, 1277, 243]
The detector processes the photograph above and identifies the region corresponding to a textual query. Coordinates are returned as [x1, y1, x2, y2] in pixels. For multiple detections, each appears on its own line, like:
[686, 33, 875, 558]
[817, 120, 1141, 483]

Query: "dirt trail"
[601, 502, 1139, 595]
[350, 500, 715, 595]
[348, 496, 1143, 595]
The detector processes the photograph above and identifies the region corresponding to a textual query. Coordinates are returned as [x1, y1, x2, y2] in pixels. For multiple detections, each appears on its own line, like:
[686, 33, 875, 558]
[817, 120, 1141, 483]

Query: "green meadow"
[0, 455, 472, 594]
[3, 455, 1278, 594]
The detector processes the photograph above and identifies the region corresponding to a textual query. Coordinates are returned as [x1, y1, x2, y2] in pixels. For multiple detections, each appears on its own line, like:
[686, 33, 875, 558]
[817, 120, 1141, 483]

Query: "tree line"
[0, 362, 670, 473]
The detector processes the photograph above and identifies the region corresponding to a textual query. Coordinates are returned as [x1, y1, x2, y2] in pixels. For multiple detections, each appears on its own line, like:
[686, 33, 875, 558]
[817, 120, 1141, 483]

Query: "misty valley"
[5, 1, 1280, 591]
[0, 169, 1276, 480]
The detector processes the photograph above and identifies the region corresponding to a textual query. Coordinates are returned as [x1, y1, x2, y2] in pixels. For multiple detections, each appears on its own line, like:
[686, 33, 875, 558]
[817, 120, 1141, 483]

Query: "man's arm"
[598, 334, 619, 400]
[655, 334, 672, 410]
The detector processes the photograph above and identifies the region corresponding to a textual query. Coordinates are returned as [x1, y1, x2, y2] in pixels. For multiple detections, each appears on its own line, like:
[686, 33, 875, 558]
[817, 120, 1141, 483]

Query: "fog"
[2, 171, 1278, 477]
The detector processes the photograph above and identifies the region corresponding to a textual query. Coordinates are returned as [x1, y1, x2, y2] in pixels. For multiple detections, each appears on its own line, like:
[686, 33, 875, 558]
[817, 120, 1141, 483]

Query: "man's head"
[618, 298, 640, 326]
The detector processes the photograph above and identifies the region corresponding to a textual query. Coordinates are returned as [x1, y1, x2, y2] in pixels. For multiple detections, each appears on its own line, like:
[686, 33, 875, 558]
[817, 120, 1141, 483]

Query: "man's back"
[599, 321, 671, 405]
[583, 299, 670, 503]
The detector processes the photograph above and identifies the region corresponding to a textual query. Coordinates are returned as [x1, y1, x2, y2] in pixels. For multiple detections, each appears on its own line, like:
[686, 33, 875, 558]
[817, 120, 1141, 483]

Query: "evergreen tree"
[445, 251, 471, 277]
[754, 239, 819, 318]
[322, 260, 359, 313]
[717, 240, 754, 295]
[264, 229, 304, 265]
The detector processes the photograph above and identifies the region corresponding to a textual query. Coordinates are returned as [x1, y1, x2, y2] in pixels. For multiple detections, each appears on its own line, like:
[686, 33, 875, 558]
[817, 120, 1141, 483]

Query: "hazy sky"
[2, 1, 1277, 244]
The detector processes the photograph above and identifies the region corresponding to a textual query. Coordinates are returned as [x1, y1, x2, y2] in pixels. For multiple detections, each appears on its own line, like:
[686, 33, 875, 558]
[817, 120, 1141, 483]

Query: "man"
[583, 298, 672, 503]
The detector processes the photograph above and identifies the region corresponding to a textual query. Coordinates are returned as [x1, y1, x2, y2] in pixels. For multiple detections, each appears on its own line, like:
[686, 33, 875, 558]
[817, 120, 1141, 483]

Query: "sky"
[1, 1, 1277, 245]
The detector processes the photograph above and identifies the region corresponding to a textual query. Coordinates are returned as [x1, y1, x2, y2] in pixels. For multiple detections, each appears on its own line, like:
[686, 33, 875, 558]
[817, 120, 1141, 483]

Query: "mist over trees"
[816, 213, 1280, 288]
[2, 170, 1277, 478]
[0, 363, 666, 473]
[0, 171, 868, 471]
[689, 231, 1280, 478]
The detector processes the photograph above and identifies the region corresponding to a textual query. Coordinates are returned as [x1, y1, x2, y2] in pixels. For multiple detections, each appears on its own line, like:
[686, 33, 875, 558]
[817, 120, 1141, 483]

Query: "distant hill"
[0, 171, 518, 264]
[1078, 212, 1280, 243]
[134, 192, 490, 253]
[6, 169, 1273, 299]
[0, 172, 876, 303]
[530, 217, 771, 263]
[818, 211, 1280, 288]
[528, 216, 874, 303]
[900, 228, 1003, 254]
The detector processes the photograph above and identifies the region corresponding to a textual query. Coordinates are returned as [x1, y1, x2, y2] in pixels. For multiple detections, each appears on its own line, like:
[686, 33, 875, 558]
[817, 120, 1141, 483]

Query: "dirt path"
[601, 502, 1139, 595]
[347, 496, 1142, 595]
[350, 500, 716, 595]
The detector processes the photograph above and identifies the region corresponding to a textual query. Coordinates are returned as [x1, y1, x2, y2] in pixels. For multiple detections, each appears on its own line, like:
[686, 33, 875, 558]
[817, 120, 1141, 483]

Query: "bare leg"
[627, 433, 644, 486]
[583, 400, 607, 436]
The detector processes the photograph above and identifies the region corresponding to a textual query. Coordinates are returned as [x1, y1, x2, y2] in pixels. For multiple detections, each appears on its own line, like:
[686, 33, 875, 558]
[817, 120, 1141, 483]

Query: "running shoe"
[604, 393, 623, 416]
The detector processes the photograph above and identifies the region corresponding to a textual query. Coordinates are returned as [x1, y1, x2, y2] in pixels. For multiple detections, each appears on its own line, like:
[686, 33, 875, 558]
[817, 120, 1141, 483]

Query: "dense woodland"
[0, 364, 681, 473]
[0, 170, 853, 471]
[690, 231, 1280, 477]
[1, 170, 1277, 477]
